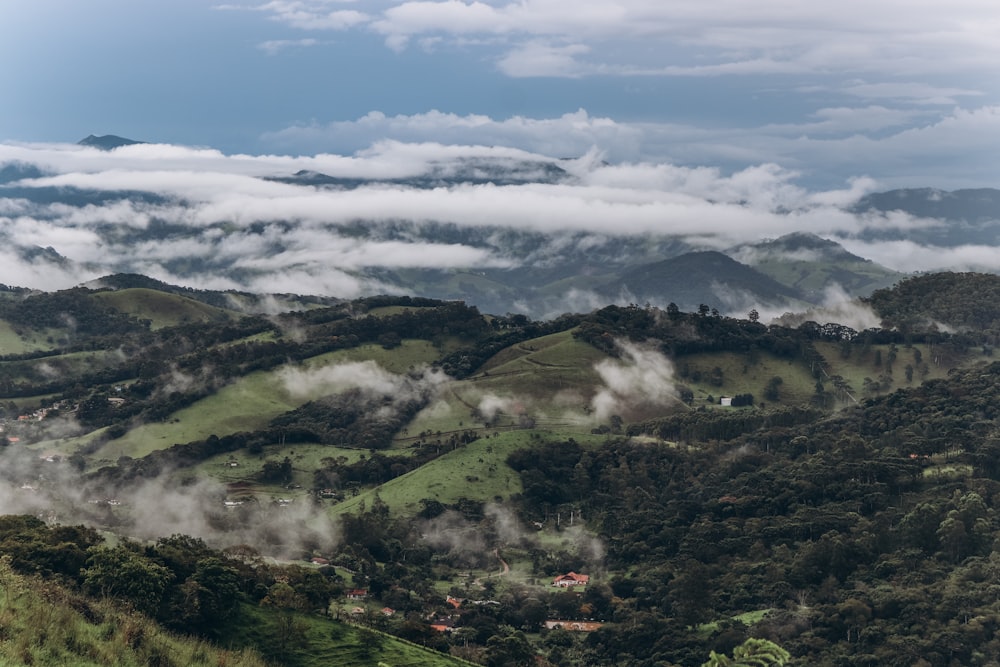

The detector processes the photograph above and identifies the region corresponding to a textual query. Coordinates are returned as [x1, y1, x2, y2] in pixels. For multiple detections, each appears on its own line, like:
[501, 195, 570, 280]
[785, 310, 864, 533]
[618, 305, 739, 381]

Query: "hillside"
[728, 232, 903, 300]
[614, 250, 806, 312]
[0, 273, 996, 665]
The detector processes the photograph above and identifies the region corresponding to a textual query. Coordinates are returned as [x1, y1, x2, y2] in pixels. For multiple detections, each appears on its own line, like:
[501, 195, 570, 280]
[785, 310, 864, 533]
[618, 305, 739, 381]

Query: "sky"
[2, 0, 999, 189]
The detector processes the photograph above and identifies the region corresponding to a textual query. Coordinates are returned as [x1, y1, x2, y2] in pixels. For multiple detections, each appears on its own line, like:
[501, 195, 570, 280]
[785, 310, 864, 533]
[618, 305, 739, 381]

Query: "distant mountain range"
[2, 140, 1000, 316]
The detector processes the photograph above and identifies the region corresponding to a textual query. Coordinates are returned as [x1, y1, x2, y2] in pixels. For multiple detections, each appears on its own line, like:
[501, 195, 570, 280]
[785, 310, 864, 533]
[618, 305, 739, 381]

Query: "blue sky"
[3, 0, 999, 189]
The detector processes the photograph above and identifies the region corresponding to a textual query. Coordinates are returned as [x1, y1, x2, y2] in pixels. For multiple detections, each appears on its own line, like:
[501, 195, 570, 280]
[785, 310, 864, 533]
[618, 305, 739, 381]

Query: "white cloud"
[259, 105, 1000, 190]
[0, 128, 996, 302]
[590, 340, 680, 422]
[239, 0, 1000, 86]
[838, 239, 1000, 274]
[841, 81, 984, 105]
[219, 1, 368, 30]
[257, 37, 320, 55]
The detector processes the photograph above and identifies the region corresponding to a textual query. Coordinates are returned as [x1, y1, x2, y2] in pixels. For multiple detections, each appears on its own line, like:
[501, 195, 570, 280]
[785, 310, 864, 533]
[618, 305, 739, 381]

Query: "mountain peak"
[78, 134, 145, 150]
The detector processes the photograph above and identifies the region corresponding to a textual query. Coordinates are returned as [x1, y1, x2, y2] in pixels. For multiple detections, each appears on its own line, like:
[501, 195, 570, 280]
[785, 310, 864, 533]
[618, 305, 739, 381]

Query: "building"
[552, 572, 590, 587]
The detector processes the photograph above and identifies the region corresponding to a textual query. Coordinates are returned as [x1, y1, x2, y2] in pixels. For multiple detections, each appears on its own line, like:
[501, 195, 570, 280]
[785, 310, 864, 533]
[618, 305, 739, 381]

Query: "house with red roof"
[552, 571, 589, 587]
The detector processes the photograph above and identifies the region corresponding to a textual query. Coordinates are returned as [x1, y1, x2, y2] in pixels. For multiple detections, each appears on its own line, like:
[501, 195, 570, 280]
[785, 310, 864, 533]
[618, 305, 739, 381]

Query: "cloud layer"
[1, 136, 998, 313]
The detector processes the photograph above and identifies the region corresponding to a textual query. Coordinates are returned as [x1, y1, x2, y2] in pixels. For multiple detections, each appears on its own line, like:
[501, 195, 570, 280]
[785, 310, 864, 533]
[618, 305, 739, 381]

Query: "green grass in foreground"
[233, 603, 471, 667]
[0, 558, 265, 667]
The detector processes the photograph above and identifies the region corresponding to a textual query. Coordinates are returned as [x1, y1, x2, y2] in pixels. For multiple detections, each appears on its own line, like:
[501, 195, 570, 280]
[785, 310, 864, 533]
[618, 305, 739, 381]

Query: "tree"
[169, 557, 242, 635]
[82, 544, 174, 615]
[763, 376, 783, 402]
[485, 628, 535, 667]
[260, 582, 309, 662]
[702, 638, 790, 667]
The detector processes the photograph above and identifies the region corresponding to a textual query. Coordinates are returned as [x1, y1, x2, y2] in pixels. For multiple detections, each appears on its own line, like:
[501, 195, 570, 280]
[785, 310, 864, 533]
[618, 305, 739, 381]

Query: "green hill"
[2, 274, 999, 667]
[93, 288, 237, 329]
[728, 232, 903, 300]
[614, 250, 807, 312]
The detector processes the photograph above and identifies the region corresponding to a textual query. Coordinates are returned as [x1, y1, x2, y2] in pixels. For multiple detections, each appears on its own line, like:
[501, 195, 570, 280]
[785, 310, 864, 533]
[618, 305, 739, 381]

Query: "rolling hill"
[0, 272, 997, 666]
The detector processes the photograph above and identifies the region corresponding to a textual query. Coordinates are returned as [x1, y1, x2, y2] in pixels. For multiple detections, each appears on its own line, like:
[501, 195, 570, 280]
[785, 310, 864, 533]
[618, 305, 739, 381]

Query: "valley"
[0, 272, 996, 665]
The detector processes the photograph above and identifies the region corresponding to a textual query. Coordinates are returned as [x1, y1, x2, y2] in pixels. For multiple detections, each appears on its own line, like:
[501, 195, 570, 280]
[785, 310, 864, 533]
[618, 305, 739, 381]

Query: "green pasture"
[302, 339, 444, 374]
[0, 348, 130, 385]
[332, 431, 608, 519]
[188, 443, 387, 502]
[400, 330, 608, 440]
[93, 288, 236, 329]
[329, 431, 532, 518]
[677, 349, 818, 407]
[80, 340, 442, 463]
[813, 341, 973, 398]
[90, 369, 299, 462]
[0, 321, 63, 354]
[233, 603, 473, 667]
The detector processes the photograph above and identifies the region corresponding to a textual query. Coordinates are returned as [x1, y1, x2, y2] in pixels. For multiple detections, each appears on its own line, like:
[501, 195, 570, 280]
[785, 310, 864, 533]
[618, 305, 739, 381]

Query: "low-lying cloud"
[279, 360, 451, 406]
[1, 135, 998, 317]
[590, 340, 681, 422]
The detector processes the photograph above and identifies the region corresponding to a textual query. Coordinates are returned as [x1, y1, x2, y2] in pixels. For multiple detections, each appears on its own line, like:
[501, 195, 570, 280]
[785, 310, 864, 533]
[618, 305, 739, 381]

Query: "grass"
[331, 431, 609, 519]
[0, 559, 266, 667]
[83, 340, 445, 465]
[677, 341, 976, 410]
[329, 431, 528, 518]
[0, 557, 468, 667]
[185, 443, 378, 503]
[813, 341, 973, 399]
[93, 288, 236, 329]
[0, 322, 64, 355]
[89, 369, 300, 463]
[399, 330, 608, 442]
[303, 339, 445, 374]
[232, 602, 471, 667]
[677, 350, 818, 408]
[0, 349, 130, 385]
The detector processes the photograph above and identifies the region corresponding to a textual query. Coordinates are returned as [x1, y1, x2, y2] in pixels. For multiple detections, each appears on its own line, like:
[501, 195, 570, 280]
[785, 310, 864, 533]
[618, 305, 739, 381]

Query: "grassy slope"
[0, 561, 469, 667]
[0, 349, 128, 385]
[0, 322, 63, 355]
[330, 431, 610, 519]
[751, 257, 901, 295]
[234, 604, 473, 667]
[677, 350, 818, 407]
[399, 330, 609, 441]
[813, 341, 973, 398]
[75, 340, 444, 465]
[0, 562, 266, 667]
[93, 288, 236, 329]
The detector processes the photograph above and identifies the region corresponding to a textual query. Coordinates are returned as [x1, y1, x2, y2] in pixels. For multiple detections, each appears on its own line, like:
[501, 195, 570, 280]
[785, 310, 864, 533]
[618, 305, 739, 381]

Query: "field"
[69, 339, 446, 465]
[398, 330, 609, 441]
[93, 288, 237, 329]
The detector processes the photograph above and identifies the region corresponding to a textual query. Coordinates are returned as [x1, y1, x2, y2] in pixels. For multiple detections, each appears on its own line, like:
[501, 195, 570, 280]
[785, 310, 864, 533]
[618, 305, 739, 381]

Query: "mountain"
[727, 232, 903, 300]
[78, 134, 145, 150]
[851, 187, 1000, 247]
[613, 250, 806, 312]
[267, 156, 572, 190]
[853, 187, 1000, 222]
[0, 161, 46, 184]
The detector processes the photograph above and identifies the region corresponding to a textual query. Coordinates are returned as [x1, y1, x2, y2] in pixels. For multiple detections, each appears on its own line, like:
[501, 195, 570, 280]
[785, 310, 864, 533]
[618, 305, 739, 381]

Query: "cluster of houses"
[336, 570, 602, 635]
